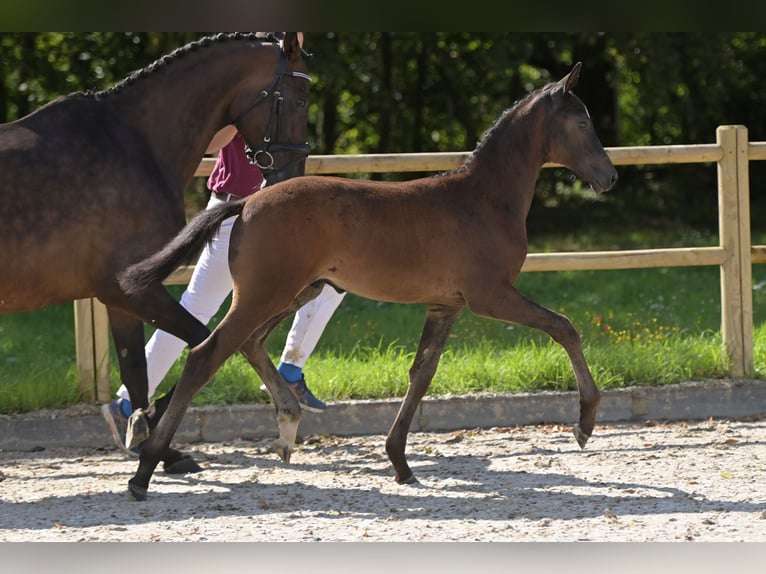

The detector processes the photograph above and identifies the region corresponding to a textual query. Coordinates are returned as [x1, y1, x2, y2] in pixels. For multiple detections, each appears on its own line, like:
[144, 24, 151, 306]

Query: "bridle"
[232, 47, 311, 181]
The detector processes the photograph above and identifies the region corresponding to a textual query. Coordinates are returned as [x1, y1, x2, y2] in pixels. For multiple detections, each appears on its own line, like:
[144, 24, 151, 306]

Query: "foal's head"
[543, 62, 618, 193]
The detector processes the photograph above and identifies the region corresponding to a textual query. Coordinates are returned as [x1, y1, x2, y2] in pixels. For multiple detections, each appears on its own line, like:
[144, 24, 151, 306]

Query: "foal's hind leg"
[386, 304, 461, 484]
[239, 330, 302, 463]
[468, 284, 601, 448]
[238, 283, 328, 462]
[128, 312, 254, 500]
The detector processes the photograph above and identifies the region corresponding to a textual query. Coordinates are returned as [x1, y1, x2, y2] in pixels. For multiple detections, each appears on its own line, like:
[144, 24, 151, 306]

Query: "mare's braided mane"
[88, 32, 306, 99]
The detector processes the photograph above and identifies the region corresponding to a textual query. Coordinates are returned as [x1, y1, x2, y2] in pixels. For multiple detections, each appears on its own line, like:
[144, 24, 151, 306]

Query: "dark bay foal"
[121, 62, 617, 499]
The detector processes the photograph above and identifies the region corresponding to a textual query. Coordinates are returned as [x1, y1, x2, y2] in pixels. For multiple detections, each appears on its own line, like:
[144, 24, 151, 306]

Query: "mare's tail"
[119, 201, 245, 294]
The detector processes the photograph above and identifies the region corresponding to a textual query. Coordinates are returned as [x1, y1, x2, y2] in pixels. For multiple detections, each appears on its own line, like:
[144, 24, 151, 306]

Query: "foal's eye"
[577, 120, 588, 129]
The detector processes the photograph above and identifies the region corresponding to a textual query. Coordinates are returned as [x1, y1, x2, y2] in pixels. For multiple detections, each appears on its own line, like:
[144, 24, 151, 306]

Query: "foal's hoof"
[273, 442, 293, 464]
[126, 410, 150, 449]
[572, 424, 591, 449]
[128, 480, 148, 502]
[163, 454, 203, 475]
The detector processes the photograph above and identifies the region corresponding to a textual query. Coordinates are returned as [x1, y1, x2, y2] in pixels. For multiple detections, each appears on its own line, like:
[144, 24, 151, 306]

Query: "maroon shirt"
[206, 132, 264, 198]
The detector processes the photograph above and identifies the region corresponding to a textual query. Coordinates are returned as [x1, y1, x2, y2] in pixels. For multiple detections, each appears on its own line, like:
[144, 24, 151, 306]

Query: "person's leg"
[116, 213, 237, 409]
[279, 284, 346, 371]
[268, 284, 346, 412]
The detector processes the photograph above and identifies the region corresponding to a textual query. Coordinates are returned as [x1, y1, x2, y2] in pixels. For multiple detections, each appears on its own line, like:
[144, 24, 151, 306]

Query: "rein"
[232, 48, 311, 180]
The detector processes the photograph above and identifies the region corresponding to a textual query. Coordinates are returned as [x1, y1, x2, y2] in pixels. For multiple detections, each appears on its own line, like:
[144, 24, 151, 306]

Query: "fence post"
[716, 125, 754, 377]
[74, 298, 111, 403]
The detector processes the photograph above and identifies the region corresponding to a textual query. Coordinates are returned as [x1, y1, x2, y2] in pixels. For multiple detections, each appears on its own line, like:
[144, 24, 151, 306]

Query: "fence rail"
[74, 125, 761, 402]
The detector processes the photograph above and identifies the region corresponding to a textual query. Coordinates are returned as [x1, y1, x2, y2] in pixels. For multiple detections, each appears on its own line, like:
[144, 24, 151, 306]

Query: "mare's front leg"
[468, 283, 600, 448]
[386, 304, 461, 484]
[106, 306, 196, 471]
[106, 306, 150, 413]
[104, 284, 209, 450]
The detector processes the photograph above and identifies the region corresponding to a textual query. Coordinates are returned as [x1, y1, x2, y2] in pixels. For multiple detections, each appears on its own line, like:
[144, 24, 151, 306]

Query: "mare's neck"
[116, 42, 281, 194]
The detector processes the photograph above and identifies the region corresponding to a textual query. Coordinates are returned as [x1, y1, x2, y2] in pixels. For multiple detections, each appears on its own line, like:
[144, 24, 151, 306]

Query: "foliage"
[3, 32, 766, 228]
[3, 33, 766, 412]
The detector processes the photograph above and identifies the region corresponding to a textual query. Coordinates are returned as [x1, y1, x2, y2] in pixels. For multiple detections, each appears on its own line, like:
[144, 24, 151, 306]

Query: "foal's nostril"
[609, 171, 618, 188]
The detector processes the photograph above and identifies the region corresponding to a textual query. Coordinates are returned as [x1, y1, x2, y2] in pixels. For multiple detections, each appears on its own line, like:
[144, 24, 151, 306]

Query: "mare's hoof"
[572, 424, 591, 449]
[273, 443, 292, 464]
[163, 454, 203, 474]
[126, 410, 150, 449]
[128, 481, 148, 501]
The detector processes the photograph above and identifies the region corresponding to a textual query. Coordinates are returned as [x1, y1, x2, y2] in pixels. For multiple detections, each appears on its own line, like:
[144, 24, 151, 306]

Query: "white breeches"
[117, 195, 346, 402]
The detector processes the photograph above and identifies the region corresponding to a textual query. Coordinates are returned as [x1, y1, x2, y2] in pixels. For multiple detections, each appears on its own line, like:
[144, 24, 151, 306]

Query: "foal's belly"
[326, 263, 465, 307]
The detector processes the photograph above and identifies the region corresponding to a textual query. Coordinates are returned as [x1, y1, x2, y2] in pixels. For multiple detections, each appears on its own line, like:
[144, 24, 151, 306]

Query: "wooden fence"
[74, 124, 765, 402]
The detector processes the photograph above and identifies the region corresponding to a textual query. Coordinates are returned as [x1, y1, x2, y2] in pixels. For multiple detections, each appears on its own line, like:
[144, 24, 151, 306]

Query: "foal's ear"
[283, 32, 302, 62]
[561, 61, 582, 93]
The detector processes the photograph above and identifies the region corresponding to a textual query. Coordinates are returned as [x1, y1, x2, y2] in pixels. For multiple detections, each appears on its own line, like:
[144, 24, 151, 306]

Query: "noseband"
[232, 48, 311, 180]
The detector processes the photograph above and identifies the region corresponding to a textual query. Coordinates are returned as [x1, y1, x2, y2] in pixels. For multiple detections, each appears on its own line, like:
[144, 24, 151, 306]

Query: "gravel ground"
[1, 415, 764, 543]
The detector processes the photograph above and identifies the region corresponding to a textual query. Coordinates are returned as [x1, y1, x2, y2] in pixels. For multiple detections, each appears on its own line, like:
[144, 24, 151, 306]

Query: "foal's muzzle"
[589, 167, 619, 193]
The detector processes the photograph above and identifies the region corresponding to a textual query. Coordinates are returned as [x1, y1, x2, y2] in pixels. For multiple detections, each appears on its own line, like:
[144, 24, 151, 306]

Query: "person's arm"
[206, 125, 238, 154]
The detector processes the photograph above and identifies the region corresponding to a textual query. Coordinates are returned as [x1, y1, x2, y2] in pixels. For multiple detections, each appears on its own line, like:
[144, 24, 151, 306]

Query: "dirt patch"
[1, 417, 764, 541]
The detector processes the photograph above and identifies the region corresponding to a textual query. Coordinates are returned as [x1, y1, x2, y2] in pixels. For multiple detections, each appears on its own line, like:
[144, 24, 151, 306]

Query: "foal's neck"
[466, 102, 548, 217]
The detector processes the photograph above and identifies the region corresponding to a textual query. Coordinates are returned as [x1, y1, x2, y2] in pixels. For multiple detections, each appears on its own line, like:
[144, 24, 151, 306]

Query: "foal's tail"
[119, 201, 245, 294]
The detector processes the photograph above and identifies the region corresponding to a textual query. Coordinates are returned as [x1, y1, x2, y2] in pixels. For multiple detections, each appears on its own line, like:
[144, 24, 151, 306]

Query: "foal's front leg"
[468, 284, 600, 448]
[386, 304, 461, 484]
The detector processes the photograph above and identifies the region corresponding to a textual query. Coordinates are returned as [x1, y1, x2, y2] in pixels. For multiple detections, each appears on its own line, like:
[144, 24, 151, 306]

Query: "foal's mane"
[448, 79, 560, 176]
[88, 32, 302, 100]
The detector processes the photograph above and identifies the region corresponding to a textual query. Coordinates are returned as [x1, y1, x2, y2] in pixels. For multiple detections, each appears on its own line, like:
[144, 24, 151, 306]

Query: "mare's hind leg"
[468, 284, 600, 448]
[386, 304, 461, 484]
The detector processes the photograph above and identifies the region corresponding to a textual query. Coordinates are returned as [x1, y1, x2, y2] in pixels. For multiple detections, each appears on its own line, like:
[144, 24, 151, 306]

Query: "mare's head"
[542, 62, 618, 193]
[234, 32, 311, 186]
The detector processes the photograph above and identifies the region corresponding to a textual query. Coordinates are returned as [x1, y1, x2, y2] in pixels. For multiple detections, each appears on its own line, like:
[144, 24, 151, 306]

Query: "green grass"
[2, 227, 766, 414]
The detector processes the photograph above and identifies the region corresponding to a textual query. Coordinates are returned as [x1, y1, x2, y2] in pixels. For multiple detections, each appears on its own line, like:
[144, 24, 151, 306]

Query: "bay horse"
[120, 62, 618, 500]
[0, 32, 311, 472]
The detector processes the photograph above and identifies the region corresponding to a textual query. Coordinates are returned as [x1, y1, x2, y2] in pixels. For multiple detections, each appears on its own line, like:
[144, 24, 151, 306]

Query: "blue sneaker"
[101, 399, 140, 457]
[260, 376, 327, 414]
[287, 376, 327, 413]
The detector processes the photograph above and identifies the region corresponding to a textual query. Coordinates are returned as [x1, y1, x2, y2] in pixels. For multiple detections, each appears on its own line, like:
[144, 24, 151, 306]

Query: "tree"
[4, 32, 766, 232]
